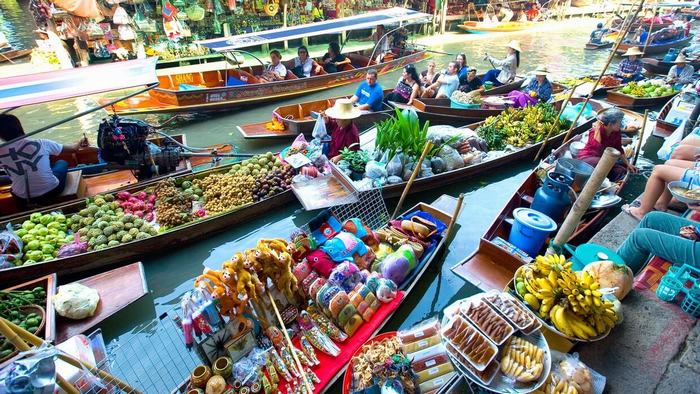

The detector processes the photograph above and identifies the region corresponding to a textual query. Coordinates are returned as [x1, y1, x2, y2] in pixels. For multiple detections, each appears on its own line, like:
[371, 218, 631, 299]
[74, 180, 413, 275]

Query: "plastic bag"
[419, 160, 434, 178]
[386, 153, 403, 177]
[557, 352, 595, 394]
[0, 223, 22, 269]
[387, 175, 403, 184]
[437, 145, 464, 171]
[561, 102, 594, 126]
[365, 160, 387, 179]
[57, 233, 88, 258]
[657, 123, 687, 160]
[53, 283, 100, 320]
[312, 115, 327, 140]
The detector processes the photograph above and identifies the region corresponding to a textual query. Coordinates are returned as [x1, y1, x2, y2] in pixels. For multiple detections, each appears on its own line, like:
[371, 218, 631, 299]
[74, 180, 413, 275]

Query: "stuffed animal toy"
[293, 260, 312, 283]
[366, 275, 398, 303]
[306, 249, 335, 277]
[308, 210, 342, 246]
[342, 218, 379, 248]
[321, 232, 374, 269]
[289, 230, 316, 262]
[328, 262, 363, 292]
[379, 244, 416, 285]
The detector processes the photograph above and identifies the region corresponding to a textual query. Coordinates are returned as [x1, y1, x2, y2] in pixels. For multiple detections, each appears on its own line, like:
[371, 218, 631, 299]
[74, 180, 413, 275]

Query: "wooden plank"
[4, 274, 57, 342]
[55, 262, 148, 343]
[237, 123, 298, 139]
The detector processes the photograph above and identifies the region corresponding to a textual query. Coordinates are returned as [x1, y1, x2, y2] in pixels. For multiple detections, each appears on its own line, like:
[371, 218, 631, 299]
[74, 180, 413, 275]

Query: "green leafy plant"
[375, 108, 431, 159]
[340, 147, 370, 173]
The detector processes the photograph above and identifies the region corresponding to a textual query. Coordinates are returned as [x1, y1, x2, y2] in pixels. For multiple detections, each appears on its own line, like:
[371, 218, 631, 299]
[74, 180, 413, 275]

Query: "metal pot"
[555, 158, 594, 192]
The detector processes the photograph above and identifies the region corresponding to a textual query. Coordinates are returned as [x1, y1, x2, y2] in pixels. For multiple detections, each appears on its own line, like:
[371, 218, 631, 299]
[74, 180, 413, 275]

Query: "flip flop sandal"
[621, 204, 644, 221]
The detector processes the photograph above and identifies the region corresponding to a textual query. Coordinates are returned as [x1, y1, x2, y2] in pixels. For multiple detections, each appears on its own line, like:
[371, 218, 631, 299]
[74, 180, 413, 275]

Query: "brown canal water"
[0, 9, 671, 391]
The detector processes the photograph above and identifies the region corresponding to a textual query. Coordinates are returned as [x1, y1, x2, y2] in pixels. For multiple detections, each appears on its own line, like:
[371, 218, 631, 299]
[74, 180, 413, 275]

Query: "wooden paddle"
[633, 109, 649, 165]
[392, 141, 433, 219]
[533, 82, 583, 162]
[562, 0, 646, 145]
[0, 51, 16, 64]
[642, 7, 656, 55]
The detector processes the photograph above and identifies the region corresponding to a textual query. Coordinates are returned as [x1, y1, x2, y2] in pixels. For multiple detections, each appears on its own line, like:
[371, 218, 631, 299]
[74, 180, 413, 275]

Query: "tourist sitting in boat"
[481, 40, 521, 87]
[458, 67, 484, 94]
[455, 53, 469, 80]
[420, 61, 440, 88]
[525, 0, 540, 21]
[321, 42, 351, 73]
[384, 65, 422, 105]
[292, 46, 321, 78]
[0, 115, 85, 207]
[616, 210, 700, 272]
[350, 69, 384, 112]
[667, 54, 695, 85]
[259, 50, 287, 82]
[684, 15, 694, 37]
[322, 99, 360, 162]
[506, 65, 552, 108]
[651, 26, 683, 44]
[634, 26, 649, 46]
[615, 47, 645, 83]
[576, 108, 638, 181]
[422, 61, 459, 99]
[589, 23, 610, 45]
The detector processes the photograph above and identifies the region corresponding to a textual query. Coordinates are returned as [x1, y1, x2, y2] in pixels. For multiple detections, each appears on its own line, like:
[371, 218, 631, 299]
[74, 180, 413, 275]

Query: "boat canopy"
[195, 7, 431, 53]
[0, 58, 158, 110]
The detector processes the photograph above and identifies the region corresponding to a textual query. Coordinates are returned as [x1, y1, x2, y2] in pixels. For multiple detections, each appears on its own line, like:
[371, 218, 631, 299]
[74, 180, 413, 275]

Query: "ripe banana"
[500, 337, 545, 383]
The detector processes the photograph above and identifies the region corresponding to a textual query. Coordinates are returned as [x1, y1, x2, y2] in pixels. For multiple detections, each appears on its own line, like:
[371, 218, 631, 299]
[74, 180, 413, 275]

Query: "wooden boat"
[101, 8, 430, 115]
[642, 56, 700, 75]
[458, 21, 539, 33]
[653, 94, 695, 137]
[0, 48, 32, 62]
[611, 19, 674, 32]
[605, 87, 679, 108]
[55, 262, 148, 343]
[236, 90, 395, 139]
[616, 35, 693, 56]
[452, 108, 643, 291]
[585, 41, 614, 50]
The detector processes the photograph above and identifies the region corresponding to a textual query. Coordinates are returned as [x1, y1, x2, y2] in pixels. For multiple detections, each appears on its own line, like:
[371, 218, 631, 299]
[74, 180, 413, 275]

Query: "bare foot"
[626, 206, 645, 220]
[653, 203, 669, 212]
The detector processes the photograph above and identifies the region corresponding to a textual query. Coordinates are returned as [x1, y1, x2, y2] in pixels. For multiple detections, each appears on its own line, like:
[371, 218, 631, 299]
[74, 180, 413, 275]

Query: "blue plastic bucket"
[508, 208, 557, 257]
[449, 98, 481, 109]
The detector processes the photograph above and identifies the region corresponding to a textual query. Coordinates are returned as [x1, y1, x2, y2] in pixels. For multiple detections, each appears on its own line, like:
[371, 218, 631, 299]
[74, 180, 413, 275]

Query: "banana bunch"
[265, 118, 286, 131]
[514, 254, 617, 340]
[532, 372, 581, 394]
[500, 337, 545, 383]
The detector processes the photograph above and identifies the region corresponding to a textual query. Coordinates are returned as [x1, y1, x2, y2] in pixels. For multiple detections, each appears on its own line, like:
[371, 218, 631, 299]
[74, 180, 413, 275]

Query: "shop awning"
[0, 58, 158, 110]
[195, 7, 432, 52]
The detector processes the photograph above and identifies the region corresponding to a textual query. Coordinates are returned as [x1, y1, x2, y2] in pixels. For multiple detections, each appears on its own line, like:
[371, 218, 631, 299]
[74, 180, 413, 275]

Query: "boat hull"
[458, 21, 538, 33]
[642, 57, 700, 75]
[605, 90, 678, 108]
[105, 51, 429, 115]
[585, 42, 613, 50]
[0, 48, 32, 62]
[616, 35, 693, 56]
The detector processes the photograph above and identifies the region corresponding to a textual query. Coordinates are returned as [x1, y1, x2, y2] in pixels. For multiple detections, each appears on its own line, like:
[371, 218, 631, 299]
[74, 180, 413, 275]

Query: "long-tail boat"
[616, 35, 693, 56]
[452, 108, 644, 291]
[585, 41, 614, 50]
[0, 48, 32, 63]
[605, 87, 679, 108]
[641, 56, 700, 75]
[458, 21, 540, 33]
[100, 8, 431, 115]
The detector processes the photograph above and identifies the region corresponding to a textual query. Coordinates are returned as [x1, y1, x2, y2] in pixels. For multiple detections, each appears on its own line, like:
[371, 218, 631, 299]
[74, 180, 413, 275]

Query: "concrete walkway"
[578, 210, 699, 394]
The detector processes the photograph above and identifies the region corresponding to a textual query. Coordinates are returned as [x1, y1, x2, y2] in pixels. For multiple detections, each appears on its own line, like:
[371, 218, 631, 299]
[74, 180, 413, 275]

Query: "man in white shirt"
[0, 115, 81, 206]
[260, 50, 287, 82]
[422, 62, 460, 99]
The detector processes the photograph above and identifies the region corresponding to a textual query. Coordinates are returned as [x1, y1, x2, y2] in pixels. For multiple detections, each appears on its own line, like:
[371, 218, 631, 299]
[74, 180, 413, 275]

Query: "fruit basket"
[440, 294, 552, 393]
[510, 257, 616, 342]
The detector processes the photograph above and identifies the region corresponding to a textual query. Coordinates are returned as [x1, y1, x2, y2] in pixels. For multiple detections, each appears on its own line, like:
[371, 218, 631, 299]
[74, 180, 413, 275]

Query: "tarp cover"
[196, 7, 431, 52]
[0, 58, 158, 109]
[52, 0, 101, 18]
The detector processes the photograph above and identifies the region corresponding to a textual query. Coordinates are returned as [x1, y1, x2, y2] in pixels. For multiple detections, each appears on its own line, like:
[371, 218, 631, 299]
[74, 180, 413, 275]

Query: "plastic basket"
[449, 99, 481, 109]
[656, 275, 682, 302]
[680, 287, 700, 317]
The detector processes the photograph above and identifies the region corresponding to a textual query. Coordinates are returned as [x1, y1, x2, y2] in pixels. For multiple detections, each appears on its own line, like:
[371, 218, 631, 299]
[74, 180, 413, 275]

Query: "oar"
[0, 51, 15, 64]
[392, 141, 433, 219]
[642, 7, 656, 55]
[633, 109, 649, 165]
[533, 82, 583, 162]
[562, 0, 645, 145]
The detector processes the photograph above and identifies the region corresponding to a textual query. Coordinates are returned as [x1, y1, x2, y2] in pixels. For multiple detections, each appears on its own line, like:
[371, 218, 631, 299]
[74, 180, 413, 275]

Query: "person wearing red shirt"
[322, 98, 361, 162]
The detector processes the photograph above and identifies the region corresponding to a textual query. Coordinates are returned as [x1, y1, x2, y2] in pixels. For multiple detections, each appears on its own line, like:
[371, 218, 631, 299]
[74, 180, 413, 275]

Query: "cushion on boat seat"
[58, 170, 86, 201]
[157, 75, 175, 90]
[227, 76, 247, 86]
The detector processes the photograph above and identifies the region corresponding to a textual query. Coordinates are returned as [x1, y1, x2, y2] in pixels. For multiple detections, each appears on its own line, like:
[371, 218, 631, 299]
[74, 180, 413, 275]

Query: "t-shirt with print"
[354, 81, 384, 112]
[268, 62, 287, 78]
[0, 138, 63, 198]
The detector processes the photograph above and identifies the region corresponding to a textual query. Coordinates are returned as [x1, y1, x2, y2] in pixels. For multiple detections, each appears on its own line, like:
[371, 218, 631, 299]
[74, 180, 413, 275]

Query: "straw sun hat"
[674, 54, 688, 63]
[507, 40, 522, 52]
[621, 46, 644, 56]
[532, 65, 549, 76]
[325, 98, 361, 120]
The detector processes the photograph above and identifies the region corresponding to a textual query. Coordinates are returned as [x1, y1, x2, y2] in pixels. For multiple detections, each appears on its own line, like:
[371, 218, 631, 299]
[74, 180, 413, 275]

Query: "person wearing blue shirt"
[524, 66, 553, 102]
[589, 22, 609, 44]
[455, 53, 469, 80]
[351, 69, 384, 112]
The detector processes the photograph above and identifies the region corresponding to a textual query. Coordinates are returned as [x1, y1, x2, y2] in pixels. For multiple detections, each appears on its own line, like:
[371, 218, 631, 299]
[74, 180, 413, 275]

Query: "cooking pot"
[555, 158, 593, 192]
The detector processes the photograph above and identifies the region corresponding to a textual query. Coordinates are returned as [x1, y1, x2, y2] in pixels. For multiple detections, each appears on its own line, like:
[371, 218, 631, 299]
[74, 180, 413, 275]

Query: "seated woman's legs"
[482, 69, 503, 86]
[670, 143, 700, 161]
[617, 211, 700, 272]
[627, 164, 688, 219]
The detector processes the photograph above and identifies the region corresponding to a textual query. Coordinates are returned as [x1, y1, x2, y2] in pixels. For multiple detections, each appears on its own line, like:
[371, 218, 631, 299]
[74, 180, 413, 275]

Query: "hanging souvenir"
[180, 20, 192, 37]
[117, 24, 136, 40]
[264, 0, 280, 16]
[205, 0, 214, 12]
[163, 18, 184, 39]
[112, 5, 130, 24]
[162, 0, 179, 21]
[186, 3, 205, 21]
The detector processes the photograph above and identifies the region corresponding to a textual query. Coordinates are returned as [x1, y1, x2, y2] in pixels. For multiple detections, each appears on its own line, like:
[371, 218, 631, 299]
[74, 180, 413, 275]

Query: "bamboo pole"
[0, 317, 141, 393]
[444, 193, 465, 240]
[562, 0, 646, 144]
[0, 51, 15, 64]
[392, 141, 434, 219]
[533, 82, 583, 162]
[266, 292, 313, 394]
[633, 109, 649, 165]
[546, 147, 621, 255]
[283, 4, 289, 51]
[642, 6, 656, 55]
[0, 318, 78, 394]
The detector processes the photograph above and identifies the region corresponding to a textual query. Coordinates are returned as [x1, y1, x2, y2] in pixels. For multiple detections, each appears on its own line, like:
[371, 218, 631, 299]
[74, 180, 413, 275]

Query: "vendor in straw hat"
[667, 54, 695, 85]
[322, 98, 361, 162]
[615, 47, 645, 83]
[576, 108, 638, 182]
[506, 65, 552, 108]
[481, 40, 521, 87]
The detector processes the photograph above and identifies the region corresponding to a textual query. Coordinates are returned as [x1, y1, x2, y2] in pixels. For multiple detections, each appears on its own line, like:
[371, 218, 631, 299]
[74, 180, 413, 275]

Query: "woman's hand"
[627, 162, 639, 173]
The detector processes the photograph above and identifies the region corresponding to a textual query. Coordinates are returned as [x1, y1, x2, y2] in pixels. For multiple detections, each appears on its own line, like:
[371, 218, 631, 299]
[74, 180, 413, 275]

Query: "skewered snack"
[500, 336, 545, 383]
[484, 292, 536, 330]
[445, 342, 499, 385]
[460, 300, 514, 345]
[441, 315, 497, 370]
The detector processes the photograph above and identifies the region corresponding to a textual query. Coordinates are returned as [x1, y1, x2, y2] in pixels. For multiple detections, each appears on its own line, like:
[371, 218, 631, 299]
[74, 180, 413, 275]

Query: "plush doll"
[378, 244, 416, 285]
[293, 260, 313, 283]
[342, 218, 379, 248]
[366, 275, 398, 303]
[328, 262, 363, 292]
[321, 232, 374, 269]
[273, 250, 299, 302]
[289, 230, 316, 262]
[308, 210, 342, 246]
[306, 249, 335, 277]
